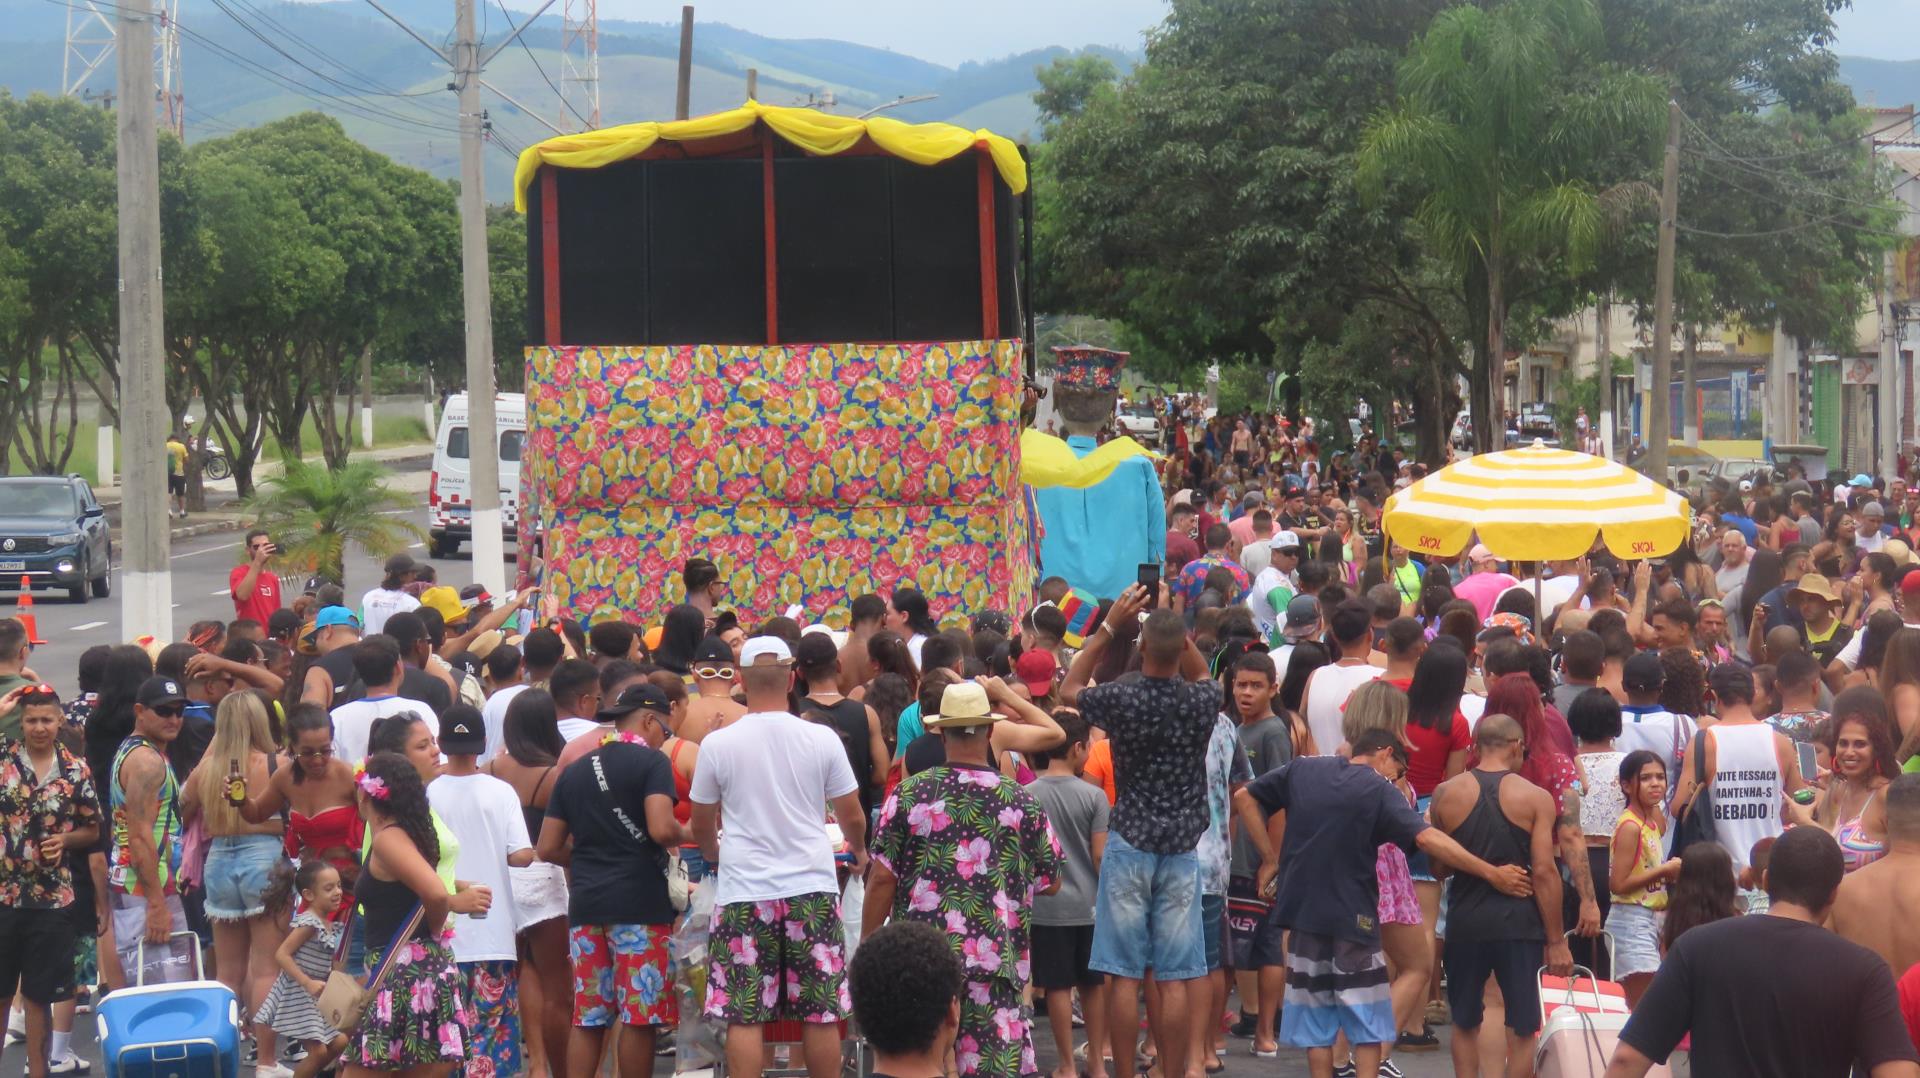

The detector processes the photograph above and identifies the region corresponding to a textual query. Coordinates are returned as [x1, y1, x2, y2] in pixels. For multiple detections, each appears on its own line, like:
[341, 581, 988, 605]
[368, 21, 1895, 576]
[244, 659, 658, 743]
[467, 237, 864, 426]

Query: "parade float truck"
[513, 102, 1037, 627]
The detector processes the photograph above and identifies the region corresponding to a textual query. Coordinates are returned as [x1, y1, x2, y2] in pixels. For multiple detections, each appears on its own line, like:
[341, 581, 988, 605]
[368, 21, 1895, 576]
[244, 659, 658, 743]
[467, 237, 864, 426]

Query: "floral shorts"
[704, 893, 850, 1026]
[956, 976, 1036, 1078]
[569, 923, 676, 1029]
[459, 960, 520, 1078]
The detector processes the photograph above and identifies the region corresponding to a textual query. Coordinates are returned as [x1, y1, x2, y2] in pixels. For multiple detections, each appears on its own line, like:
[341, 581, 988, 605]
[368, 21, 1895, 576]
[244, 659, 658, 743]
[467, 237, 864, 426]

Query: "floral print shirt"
[0, 740, 100, 909]
[872, 764, 1062, 988]
[1173, 553, 1252, 605]
[1078, 677, 1223, 854]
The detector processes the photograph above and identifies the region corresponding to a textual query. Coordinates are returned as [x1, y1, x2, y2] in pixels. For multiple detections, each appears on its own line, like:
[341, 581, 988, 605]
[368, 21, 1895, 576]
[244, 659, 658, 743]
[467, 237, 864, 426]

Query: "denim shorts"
[1407, 796, 1437, 882]
[202, 833, 285, 921]
[1088, 831, 1206, 981]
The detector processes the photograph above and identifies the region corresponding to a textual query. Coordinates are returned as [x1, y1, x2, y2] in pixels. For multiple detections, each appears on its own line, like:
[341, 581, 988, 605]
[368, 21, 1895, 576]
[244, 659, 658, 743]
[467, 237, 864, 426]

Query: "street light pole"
[1648, 99, 1681, 482]
[856, 93, 938, 119]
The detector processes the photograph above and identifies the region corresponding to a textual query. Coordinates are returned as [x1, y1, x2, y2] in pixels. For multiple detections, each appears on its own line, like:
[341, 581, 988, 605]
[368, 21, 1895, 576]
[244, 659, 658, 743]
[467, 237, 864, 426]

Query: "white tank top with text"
[1706, 722, 1782, 870]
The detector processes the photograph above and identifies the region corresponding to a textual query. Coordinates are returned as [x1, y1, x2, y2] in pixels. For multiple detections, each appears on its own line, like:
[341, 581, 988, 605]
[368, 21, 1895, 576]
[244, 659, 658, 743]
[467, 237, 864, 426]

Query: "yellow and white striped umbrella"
[1382, 442, 1690, 562]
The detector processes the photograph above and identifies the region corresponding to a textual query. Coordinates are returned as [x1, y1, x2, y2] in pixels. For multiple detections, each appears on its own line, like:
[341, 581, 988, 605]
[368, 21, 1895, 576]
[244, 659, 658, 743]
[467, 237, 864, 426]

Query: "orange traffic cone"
[16, 575, 46, 645]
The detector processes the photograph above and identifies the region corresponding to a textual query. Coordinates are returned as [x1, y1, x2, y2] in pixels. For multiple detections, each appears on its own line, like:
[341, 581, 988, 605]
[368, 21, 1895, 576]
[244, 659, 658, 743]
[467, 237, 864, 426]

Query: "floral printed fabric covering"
[527, 340, 1036, 625]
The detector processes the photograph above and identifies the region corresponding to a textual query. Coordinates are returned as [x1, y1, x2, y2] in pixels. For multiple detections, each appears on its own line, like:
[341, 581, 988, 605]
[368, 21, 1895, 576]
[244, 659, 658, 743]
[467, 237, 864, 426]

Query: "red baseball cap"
[1014, 648, 1059, 698]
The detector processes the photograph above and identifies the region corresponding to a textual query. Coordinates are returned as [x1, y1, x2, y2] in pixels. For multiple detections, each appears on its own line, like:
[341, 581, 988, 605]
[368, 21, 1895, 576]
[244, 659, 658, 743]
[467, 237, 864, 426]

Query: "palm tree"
[244, 459, 424, 588]
[1356, 0, 1663, 452]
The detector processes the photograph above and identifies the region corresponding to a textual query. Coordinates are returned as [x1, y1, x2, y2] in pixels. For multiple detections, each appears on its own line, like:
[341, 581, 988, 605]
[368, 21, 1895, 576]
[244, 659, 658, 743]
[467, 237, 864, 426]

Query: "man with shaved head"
[1430, 712, 1570, 1078]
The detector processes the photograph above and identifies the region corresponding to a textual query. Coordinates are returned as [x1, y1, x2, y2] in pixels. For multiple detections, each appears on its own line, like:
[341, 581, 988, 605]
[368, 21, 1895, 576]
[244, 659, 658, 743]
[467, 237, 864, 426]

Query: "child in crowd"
[255, 862, 350, 1078]
[1024, 709, 1111, 1078]
[1607, 750, 1681, 1006]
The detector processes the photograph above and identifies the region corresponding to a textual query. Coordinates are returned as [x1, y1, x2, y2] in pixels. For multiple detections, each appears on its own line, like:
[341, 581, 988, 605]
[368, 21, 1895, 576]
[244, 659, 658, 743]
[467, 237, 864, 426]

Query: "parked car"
[1507, 405, 1561, 448]
[0, 475, 113, 603]
[1116, 400, 1162, 446]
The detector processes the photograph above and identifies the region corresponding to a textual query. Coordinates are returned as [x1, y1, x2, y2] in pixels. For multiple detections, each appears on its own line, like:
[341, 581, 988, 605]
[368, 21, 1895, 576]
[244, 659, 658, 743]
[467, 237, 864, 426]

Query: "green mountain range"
[2, 0, 1912, 199]
[0, 0, 1133, 194]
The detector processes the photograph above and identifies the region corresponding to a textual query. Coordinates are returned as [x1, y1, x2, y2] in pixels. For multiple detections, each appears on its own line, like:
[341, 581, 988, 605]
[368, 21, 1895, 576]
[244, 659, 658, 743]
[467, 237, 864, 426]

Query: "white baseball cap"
[1270, 530, 1303, 554]
[739, 636, 794, 666]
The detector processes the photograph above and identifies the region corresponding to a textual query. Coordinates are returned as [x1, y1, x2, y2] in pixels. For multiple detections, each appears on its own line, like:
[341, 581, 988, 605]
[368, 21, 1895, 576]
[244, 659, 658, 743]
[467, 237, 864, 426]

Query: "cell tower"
[558, 0, 599, 131]
[62, 0, 185, 139]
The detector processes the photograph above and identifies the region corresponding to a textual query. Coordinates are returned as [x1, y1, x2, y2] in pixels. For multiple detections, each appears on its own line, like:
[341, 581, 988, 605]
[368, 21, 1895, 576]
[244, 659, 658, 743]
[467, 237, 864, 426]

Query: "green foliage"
[1356, 0, 1665, 449]
[1032, 54, 1118, 135]
[244, 459, 425, 587]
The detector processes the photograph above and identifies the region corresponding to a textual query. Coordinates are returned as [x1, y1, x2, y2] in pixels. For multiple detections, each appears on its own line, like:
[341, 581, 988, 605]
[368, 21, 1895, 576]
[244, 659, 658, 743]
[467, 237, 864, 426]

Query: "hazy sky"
[1831, 0, 1920, 62]
[595, 0, 1920, 68]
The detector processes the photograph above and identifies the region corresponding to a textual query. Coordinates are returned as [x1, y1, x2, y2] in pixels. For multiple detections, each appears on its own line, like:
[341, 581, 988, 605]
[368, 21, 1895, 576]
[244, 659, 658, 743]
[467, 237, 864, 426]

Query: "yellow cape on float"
[1020, 429, 1156, 489]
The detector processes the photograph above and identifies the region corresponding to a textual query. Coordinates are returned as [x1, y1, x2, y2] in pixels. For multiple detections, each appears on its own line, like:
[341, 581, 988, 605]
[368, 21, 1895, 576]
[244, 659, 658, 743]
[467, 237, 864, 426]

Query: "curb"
[171, 518, 246, 541]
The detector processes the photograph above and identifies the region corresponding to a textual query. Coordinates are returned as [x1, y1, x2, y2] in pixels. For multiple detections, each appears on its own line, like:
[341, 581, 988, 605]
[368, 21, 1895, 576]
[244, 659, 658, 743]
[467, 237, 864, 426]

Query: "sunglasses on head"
[20, 683, 57, 697]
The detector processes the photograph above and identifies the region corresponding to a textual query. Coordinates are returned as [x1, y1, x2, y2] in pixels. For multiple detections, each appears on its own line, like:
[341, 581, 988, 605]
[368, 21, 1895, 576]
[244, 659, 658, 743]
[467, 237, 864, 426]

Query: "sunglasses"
[293, 747, 334, 760]
[150, 705, 184, 718]
[20, 684, 57, 697]
[693, 666, 736, 680]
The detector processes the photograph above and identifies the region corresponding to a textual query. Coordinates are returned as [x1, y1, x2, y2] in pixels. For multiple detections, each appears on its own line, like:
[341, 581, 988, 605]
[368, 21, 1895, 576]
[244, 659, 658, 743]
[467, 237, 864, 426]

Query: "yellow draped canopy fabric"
[1020, 430, 1155, 489]
[513, 100, 1028, 212]
[1382, 442, 1690, 562]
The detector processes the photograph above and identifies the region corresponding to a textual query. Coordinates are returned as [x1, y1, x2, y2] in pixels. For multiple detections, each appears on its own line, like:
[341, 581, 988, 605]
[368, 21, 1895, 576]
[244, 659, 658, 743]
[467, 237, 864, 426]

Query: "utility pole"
[1882, 247, 1901, 476]
[455, 0, 506, 595]
[675, 5, 693, 120]
[361, 0, 557, 599]
[1647, 99, 1681, 482]
[359, 343, 375, 449]
[117, 0, 172, 637]
[1597, 294, 1614, 460]
[746, 67, 756, 101]
[1682, 326, 1699, 443]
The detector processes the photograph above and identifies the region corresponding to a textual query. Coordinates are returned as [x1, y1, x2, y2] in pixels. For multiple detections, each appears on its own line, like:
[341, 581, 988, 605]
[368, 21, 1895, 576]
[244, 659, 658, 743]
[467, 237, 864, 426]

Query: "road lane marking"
[71, 621, 107, 631]
[170, 544, 233, 561]
[213, 588, 231, 596]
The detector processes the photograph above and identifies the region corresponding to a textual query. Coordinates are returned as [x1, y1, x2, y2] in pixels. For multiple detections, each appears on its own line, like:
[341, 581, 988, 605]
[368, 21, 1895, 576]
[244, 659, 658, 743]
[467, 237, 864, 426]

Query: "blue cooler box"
[96, 980, 241, 1078]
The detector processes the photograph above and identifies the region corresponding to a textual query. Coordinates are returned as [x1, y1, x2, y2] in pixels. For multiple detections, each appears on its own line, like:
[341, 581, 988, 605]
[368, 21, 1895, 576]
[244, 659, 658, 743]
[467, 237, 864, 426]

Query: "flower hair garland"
[353, 763, 390, 801]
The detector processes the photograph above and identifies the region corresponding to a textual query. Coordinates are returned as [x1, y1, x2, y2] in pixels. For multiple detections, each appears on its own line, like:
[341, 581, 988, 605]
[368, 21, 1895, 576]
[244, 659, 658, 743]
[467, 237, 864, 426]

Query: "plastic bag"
[672, 881, 722, 1073]
[841, 872, 866, 961]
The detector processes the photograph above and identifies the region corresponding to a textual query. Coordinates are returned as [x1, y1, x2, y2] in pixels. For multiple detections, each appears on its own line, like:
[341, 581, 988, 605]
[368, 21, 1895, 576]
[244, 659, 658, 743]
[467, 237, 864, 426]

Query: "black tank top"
[358, 869, 429, 951]
[1446, 770, 1544, 943]
[520, 766, 557, 841]
[802, 695, 875, 817]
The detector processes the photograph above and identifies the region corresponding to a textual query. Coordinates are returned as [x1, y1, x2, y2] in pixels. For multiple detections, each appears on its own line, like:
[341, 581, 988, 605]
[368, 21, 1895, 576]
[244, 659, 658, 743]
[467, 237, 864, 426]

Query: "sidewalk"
[98, 443, 433, 542]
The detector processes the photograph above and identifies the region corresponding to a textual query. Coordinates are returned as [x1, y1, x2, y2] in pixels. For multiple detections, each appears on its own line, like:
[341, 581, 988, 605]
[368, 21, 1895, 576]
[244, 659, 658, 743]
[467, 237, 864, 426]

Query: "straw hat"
[1788, 573, 1841, 606]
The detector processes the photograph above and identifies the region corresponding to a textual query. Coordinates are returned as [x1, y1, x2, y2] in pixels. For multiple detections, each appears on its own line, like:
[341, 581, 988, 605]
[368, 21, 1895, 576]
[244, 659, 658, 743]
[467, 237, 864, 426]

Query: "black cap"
[794, 632, 839, 670]
[1623, 652, 1666, 694]
[137, 675, 189, 710]
[383, 552, 418, 575]
[692, 636, 736, 666]
[438, 704, 486, 754]
[598, 682, 672, 722]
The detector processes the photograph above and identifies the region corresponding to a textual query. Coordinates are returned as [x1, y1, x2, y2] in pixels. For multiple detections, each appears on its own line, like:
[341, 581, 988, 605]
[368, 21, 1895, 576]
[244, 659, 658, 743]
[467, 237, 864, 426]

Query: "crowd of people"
[9, 412, 1920, 1078]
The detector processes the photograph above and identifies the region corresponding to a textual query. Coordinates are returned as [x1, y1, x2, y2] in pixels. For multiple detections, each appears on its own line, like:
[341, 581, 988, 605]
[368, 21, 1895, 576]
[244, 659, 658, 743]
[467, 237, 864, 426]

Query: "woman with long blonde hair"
[182, 690, 290, 1071]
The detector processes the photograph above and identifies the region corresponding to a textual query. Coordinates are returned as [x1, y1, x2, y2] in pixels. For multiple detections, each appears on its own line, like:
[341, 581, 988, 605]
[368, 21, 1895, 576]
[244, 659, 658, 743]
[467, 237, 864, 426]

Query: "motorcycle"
[180, 416, 233, 480]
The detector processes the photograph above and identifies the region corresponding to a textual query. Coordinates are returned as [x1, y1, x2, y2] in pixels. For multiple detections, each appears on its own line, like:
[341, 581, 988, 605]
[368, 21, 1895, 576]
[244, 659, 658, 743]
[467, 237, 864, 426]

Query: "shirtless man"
[1833, 774, 1920, 973]
[680, 636, 745, 743]
[836, 594, 886, 695]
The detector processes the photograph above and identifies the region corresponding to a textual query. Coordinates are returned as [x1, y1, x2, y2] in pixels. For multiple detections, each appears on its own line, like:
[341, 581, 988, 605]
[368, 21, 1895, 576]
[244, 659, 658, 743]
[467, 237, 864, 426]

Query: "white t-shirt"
[360, 587, 421, 635]
[331, 694, 438, 767]
[1614, 705, 1697, 792]
[1460, 693, 1487, 730]
[906, 633, 928, 669]
[427, 772, 532, 961]
[688, 711, 859, 906]
[1859, 531, 1887, 554]
[1247, 566, 1296, 640]
[557, 716, 602, 743]
[478, 683, 529, 764]
[1302, 661, 1383, 757]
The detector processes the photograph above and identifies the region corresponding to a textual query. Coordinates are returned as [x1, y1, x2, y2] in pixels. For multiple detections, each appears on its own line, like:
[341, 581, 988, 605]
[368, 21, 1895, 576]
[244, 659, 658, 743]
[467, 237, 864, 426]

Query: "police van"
[428, 392, 527, 557]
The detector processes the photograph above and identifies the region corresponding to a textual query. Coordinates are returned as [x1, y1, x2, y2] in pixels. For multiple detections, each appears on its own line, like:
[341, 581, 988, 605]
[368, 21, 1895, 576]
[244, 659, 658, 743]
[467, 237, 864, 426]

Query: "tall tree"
[1356, 0, 1665, 451]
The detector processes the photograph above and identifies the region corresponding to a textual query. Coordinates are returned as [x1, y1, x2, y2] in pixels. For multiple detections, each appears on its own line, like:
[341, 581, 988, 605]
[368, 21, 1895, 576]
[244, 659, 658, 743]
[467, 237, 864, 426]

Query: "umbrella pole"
[1535, 571, 1543, 630]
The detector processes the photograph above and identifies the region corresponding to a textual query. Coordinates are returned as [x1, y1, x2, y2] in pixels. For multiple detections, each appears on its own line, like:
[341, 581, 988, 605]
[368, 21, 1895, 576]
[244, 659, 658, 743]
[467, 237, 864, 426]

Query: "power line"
[40, 0, 458, 139]
[219, 0, 440, 98]
[203, 0, 455, 129]
[496, 0, 587, 129]
[1679, 106, 1917, 166]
